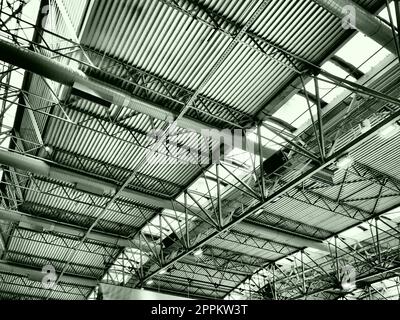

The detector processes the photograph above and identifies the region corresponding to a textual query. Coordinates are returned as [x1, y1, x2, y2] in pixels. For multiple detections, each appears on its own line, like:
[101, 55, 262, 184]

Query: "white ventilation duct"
[0, 38, 274, 159]
[314, 0, 397, 54]
[0, 207, 155, 250]
[0, 261, 97, 287]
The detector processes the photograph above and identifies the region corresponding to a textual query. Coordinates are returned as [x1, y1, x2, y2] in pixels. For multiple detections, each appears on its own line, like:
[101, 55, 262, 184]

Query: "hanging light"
[336, 155, 354, 170]
[359, 119, 371, 134]
[159, 269, 167, 275]
[378, 123, 400, 139]
[193, 248, 203, 257]
[271, 196, 282, 204]
[146, 279, 154, 285]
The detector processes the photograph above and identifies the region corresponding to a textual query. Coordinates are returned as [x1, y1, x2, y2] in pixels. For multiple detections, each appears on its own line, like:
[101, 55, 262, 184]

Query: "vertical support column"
[395, 1, 400, 53]
[375, 218, 382, 264]
[159, 214, 164, 265]
[257, 123, 265, 200]
[301, 251, 306, 298]
[272, 263, 277, 300]
[301, 75, 323, 161]
[385, 0, 400, 63]
[368, 285, 372, 300]
[334, 236, 340, 284]
[216, 163, 222, 228]
[314, 77, 325, 162]
[184, 191, 189, 248]
[139, 233, 144, 285]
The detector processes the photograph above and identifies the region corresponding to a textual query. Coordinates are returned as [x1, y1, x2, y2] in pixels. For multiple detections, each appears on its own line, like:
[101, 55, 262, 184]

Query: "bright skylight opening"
[335, 32, 391, 74]
[322, 60, 353, 79]
[338, 206, 400, 243]
[312, 61, 355, 104]
[379, 1, 398, 28]
[142, 209, 196, 241]
[175, 193, 196, 207]
[223, 147, 259, 174]
[0, 1, 41, 181]
[271, 17, 394, 138]
[260, 130, 286, 151]
[274, 94, 309, 125]
[382, 207, 400, 221]
[247, 123, 290, 151]
[188, 177, 218, 207]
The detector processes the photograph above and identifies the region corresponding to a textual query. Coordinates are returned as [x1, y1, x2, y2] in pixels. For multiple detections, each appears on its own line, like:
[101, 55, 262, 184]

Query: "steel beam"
[0, 207, 155, 250]
[140, 105, 400, 285]
[53, 0, 95, 67]
[0, 38, 274, 159]
[0, 149, 328, 251]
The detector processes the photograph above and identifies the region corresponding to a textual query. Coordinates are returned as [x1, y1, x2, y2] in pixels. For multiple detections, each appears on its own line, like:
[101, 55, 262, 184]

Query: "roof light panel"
[335, 32, 391, 74]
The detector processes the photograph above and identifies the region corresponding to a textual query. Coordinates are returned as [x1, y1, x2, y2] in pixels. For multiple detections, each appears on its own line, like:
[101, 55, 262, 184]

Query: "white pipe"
[0, 261, 97, 287]
[314, 0, 397, 54]
[0, 38, 273, 158]
[0, 208, 141, 249]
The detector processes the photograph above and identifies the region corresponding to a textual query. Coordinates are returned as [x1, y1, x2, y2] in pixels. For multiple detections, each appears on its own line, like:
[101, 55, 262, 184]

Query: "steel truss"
[138, 106, 400, 294]
[0, 272, 90, 299]
[0, 0, 400, 300]
[0, 167, 279, 298]
[233, 223, 400, 300]
[0, 8, 253, 129]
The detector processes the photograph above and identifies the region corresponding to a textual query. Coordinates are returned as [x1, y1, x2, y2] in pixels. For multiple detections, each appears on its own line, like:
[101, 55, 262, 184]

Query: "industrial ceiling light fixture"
[271, 196, 283, 204]
[378, 123, 400, 139]
[159, 269, 167, 275]
[359, 119, 371, 134]
[146, 279, 154, 285]
[336, 154, 355, 170]
[193, 248, 203, 257]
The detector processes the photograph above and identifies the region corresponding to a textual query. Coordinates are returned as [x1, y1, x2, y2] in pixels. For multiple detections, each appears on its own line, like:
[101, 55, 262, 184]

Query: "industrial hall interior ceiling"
[1, 0, 400, 301]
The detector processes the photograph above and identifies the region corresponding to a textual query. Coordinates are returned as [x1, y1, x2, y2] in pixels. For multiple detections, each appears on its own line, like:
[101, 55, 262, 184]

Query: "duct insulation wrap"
[314, 0, 397, 54]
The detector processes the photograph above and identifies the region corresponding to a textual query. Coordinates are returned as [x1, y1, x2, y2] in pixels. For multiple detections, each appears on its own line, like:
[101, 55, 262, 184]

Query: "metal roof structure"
[0, 0, 400, 300]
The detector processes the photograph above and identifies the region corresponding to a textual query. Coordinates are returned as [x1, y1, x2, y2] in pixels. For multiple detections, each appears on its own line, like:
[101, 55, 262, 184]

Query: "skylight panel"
[223, 148, 259, 175]
[335, 32, 391, 74]
[0, 0, 40, 43]
[273, 27, 393, 137]
[102, 270, 125, 284]
[339, 222, 369, 241]
[175, 193, 196, 208]
[142, 214, 173, 239]
[260, 130, 286, 151]
[273, 94, 309, 125]
[189, 177, 218, 201]
[143, 208, 197, 241]
[272, 93, 319, 130]
[0, 1, 41, 155]
[291, 106, 316, 129]
[247, 122, 291, 151]
[379, 1, 398, 28]
[316, 61, 356, 104]
[186, 189, 209, 207]
[382, 206, 400, 221]
[322, 61, 353, 79]
[162, 212, 190, 236]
